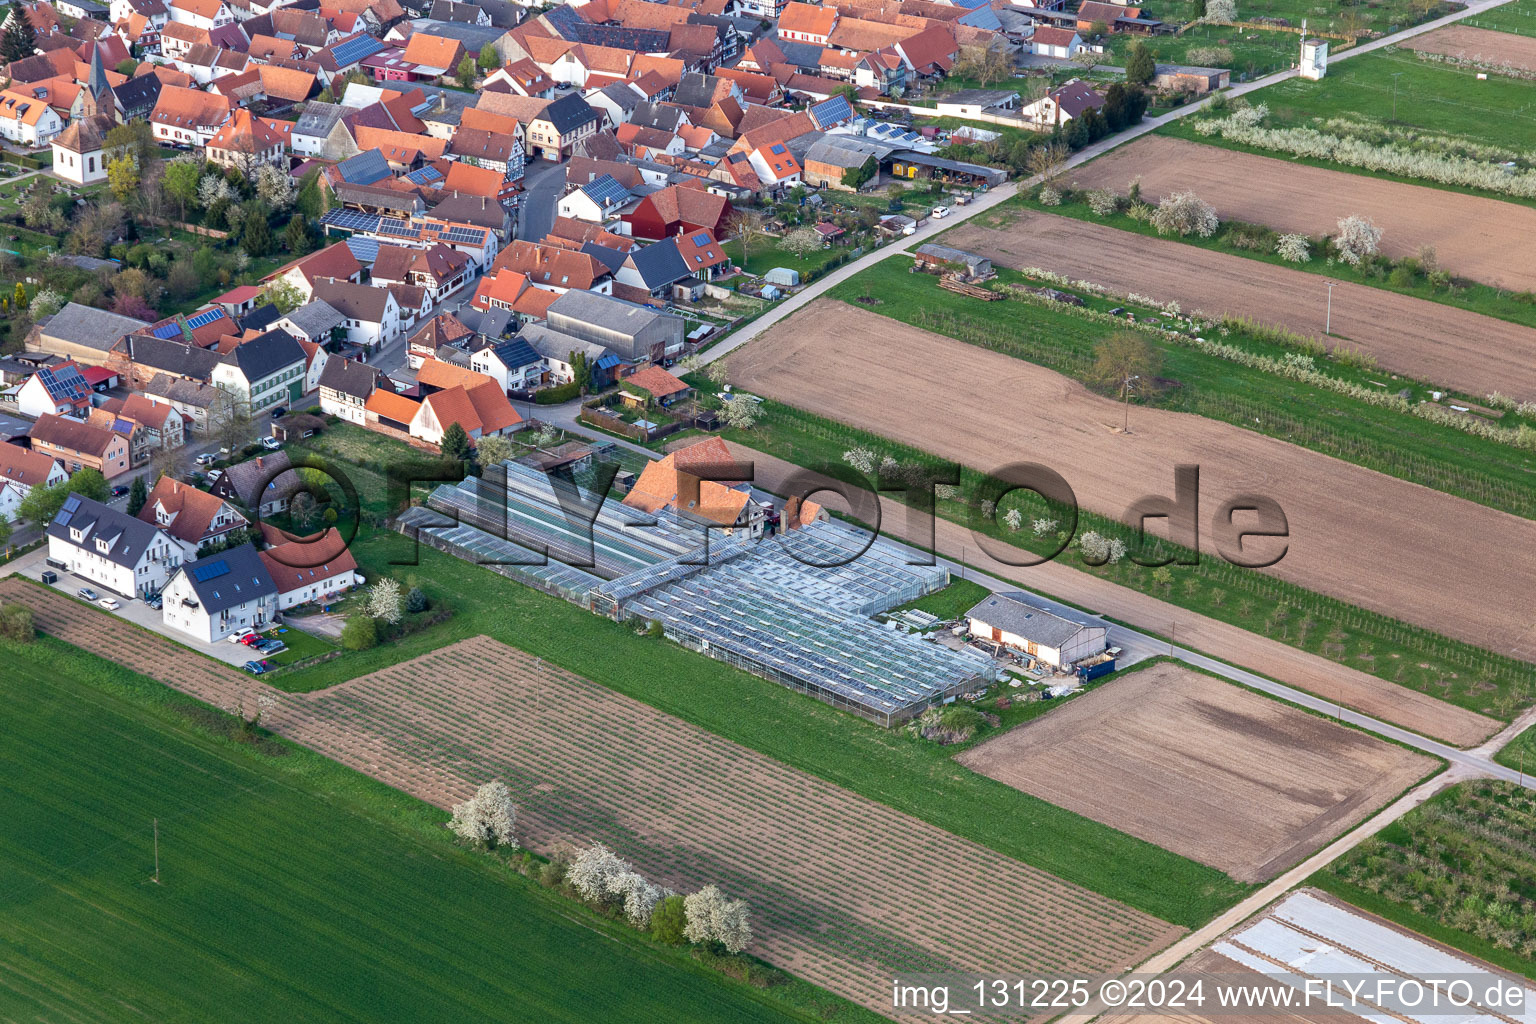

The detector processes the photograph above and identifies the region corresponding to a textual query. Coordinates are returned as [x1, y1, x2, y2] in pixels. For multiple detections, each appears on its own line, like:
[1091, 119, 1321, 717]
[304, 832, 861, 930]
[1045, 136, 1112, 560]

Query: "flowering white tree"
[779, 227, 822, 256]
[1206, 0, 1237, 21]
[447, 781, 518, 848]
[720, 395, 761, 430]
[255, 165, 296, 210]
[28, 287, 64, 319]
[1003, 508, 1023, 531]
[197, 175, 236, 209]
[1032, 517, 1059, 537]
[1151, 191, 1219, 238]
[1086, 188, 1121, 216]
[1275, 233, 1312, 263]
[683, 884, 753, 953]
[613, 871, 671, 927]
[843, 447, 877, 474]
[1333, 214, 1382, 266]
[568, 843, 632, 904]
[367, 577, 403, 623]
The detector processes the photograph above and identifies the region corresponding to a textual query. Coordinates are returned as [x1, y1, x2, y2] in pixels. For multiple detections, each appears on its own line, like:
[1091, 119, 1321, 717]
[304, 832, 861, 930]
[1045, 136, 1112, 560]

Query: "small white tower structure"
[1299, 21, 1328, 80]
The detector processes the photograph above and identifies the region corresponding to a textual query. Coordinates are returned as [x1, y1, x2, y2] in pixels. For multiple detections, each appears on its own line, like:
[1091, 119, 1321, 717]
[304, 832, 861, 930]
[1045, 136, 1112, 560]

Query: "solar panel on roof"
[191, 559, 231, 582]
[151, 322, 183, 339]
[691, 232, 709, 246]
[345, 236, 380, 262]
[770, 143, 786, 154]
[62, 496, 80, 513]
[330, 33, 385, 67]
[186, 308, 224, 330]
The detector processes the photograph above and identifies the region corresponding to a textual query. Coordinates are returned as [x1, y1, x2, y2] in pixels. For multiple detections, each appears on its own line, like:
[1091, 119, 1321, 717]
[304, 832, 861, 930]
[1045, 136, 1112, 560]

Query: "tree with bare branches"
[1089, 331, 1162, 433]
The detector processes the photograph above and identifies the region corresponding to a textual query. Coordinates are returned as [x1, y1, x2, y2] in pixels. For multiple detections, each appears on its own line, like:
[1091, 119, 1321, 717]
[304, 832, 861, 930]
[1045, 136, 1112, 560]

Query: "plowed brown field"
[731, 302, 1536, 667]
[1402, 24, 1536, 71]
[957, 663, 1434, 882]
[0, 580, 1183, 1016]
[942, 207, 1536, 402]
[726, 441, 1499, 747]
[1065, 135, 1536, 293]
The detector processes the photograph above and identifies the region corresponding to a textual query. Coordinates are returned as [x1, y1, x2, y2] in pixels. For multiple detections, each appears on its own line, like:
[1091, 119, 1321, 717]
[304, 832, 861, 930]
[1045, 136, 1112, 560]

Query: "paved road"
[515, 158, 567, 248]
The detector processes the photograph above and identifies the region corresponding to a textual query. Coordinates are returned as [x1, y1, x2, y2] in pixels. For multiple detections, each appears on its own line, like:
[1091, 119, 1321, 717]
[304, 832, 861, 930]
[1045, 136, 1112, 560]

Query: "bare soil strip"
[732, 302, 1536, 673]
[1, 581, 1183, 1016]
[1065, 135, 1536, 293]
[956, 663, 1434, 882]
[943, 206, 1536, 403]
[1401, 23, 1536, 72]
[727, 443, 1499, 748]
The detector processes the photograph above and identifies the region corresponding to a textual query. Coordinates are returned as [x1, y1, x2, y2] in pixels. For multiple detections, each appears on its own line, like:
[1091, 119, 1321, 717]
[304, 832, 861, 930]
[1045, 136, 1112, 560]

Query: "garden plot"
[1401, 23, 1536, 72]
[0, 581, 1184, 1015]
[730, 303, 1536, 670]
[942, 208, 1536, 410]
[1064, 136, 1536, 294]
[956, 663, 1434, 882]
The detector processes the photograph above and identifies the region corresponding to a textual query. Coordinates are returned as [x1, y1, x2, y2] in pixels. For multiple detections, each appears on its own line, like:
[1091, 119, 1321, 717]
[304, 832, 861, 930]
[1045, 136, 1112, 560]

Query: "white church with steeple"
[50, 44, 118, 185]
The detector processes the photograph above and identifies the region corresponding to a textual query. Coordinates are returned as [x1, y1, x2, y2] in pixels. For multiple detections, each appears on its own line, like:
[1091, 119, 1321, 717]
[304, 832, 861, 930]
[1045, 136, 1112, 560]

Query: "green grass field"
[891, 577, 991, 623]
[1461, 0, 1536, 37]
[249, 522, 1247, 927]
[0, 640, 868, 1024]
[1223, 48, 1536, 154]
[1313, 781, 1536, 979]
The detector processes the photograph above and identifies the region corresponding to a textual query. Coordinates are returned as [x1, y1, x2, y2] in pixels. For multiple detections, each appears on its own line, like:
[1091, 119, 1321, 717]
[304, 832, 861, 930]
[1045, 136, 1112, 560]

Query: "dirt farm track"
[732, 302, 1536, 667]
[942, 206, 1536, 404]
[957, 663, 1434, 882]
[1402, 23, 1536, 72]
[0, 580, 1183, 1017]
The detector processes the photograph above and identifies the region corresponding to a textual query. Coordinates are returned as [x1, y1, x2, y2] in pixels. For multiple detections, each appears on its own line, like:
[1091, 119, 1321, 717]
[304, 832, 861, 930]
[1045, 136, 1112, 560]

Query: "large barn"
[966, 592, 1107, 668]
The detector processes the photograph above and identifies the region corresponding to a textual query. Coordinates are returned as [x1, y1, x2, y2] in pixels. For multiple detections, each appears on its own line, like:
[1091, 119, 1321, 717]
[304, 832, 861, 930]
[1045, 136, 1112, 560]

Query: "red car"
[240, 633, 263, 646]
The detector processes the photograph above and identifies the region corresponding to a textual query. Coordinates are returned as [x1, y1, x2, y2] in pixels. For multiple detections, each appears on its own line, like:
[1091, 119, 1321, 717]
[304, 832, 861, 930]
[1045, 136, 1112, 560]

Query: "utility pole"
[1390, 71, 1403, 122]
[1325, 280, 1337, 335]
[151, 819, 160, 885]
[1169, 621, 1175, 656]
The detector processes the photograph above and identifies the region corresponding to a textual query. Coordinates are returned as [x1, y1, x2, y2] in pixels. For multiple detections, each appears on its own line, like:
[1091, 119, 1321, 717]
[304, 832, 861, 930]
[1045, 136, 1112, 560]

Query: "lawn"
[1103, 23, 1313, 80]
[723, 237, 846, 279]
[1149, 0, 1455, 35]
[1493, 721, 1536, 775]
[0, 639, 866, 1024]
[1462, 0, 1536, 37]
[1222, 48, 1536, 154]
[1313, 781, 1536, 979]
[262, 524, 1247, 928]
[253, 623, 335, 668]
[890, 576, 991, 623]
[825, 258, 1536, 524]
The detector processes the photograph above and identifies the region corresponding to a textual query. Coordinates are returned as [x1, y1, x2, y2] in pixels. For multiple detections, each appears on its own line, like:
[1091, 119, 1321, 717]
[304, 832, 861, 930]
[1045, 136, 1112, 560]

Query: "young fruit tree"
[1150, 191, 1219, 238]
[366, 577, 404, 624]
[1275, 233, 1312, 263]
[447, 781, 519, 849]
[683, 884, 753, 954]
[720, 395, 761, 430]
[778, 226, 822, 257]
[1333, 214, 1382, 266]
[1205, 0, 1236, 20]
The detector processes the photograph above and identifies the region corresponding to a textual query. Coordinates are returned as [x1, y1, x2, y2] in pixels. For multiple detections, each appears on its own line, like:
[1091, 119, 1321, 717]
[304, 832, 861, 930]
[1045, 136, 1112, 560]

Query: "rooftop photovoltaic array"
[330, 33, 386, 67]
[191, 559, 231, 582]
[321, 208, 383, 233]
[186, 308, 225, 330]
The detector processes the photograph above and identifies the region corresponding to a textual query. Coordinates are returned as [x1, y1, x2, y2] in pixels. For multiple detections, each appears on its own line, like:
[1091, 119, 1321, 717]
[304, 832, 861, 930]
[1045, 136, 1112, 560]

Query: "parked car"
[111, 485, 129, 497]
[196, 453, 217, 466]
[77, 587, 99, 601]
[241, 633, 264, 646]
[930, 206, 950, 219]
[145, 594, 162, 610]
[259, 436, 281, 450]
[243, 661, 267, 675]
[228, 627, 257, 644]
[98, 597, 120, 610]
[271, 407, 286, 419]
